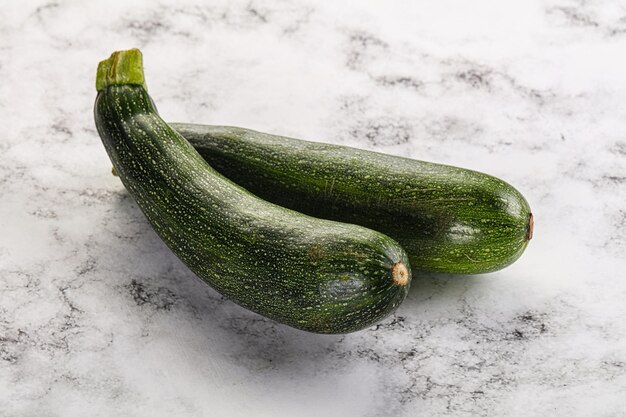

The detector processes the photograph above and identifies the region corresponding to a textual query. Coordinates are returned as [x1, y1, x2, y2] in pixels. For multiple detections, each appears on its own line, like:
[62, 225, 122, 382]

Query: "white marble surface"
[2, 0, 626, 415]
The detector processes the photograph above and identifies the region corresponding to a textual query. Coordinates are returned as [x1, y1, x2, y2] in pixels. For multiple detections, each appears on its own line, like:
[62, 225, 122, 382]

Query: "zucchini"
[94, 49, 411, 334]
[171, 123, 533, 274]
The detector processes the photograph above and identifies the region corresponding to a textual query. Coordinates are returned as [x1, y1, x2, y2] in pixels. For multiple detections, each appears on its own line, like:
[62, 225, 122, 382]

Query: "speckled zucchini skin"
[94, 50, 410, 334]
[172, 124, 533, 274]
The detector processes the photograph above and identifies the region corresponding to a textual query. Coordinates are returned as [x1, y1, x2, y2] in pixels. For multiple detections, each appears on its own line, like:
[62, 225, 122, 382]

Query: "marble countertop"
[2, 1, 626, 416]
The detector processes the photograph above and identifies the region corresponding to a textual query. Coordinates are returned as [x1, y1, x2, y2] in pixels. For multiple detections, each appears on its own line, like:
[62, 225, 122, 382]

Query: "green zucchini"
[171, 124, 533, 274]
[94, 49, 411, 334]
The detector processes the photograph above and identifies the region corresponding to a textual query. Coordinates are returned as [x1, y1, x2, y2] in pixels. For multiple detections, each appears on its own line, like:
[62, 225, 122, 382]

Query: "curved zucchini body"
[172, 123, 533, 274]
[94, 50, 410, 334]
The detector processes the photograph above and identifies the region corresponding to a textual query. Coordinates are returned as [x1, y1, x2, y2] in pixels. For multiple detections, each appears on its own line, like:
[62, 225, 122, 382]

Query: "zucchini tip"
[391, 262, 409, 287]
[527, 213, 534, 241]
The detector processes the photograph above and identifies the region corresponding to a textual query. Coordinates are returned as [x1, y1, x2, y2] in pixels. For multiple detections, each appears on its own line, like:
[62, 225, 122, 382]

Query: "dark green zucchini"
[94, 49, 411, 334]
[171, 124, 533, 274]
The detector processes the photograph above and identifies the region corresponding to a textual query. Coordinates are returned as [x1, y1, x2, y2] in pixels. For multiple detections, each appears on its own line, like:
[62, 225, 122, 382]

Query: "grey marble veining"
[1, 1, 626, 416]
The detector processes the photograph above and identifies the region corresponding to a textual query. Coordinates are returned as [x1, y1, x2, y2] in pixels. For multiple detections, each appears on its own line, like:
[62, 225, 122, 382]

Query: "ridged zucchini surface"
[172, 123, 533, 274]
[94, 49, 411, 333]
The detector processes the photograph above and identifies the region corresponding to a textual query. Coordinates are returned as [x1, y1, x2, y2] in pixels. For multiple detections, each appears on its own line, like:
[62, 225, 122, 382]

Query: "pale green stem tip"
[96, 48, 147, 91]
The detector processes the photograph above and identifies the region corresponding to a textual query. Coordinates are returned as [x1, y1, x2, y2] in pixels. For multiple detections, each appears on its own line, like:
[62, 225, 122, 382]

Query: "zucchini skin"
[94, 51, 410, 334]
[172, 124, 533, 274]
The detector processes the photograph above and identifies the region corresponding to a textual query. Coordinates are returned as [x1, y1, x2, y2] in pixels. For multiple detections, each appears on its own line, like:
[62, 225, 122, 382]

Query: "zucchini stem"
[96, 49, 146, 91]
